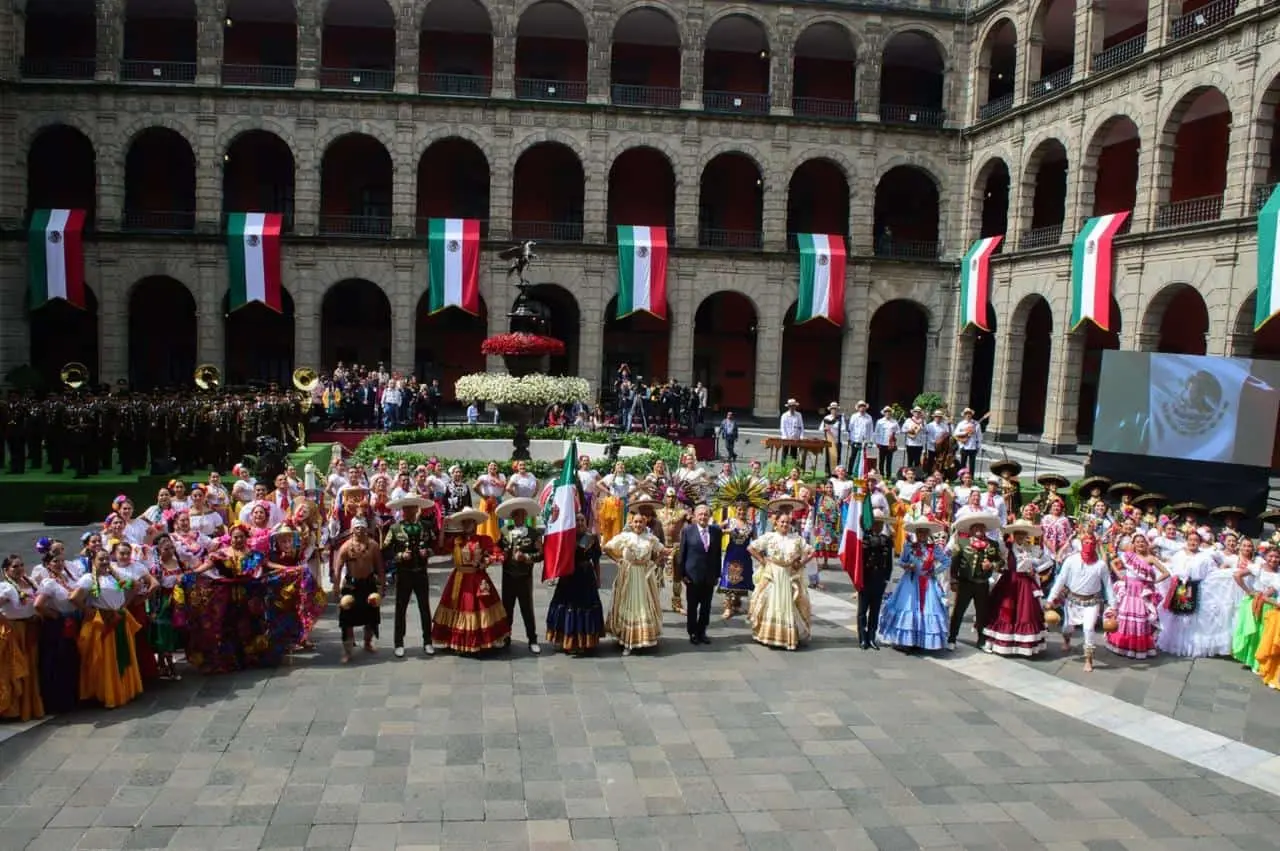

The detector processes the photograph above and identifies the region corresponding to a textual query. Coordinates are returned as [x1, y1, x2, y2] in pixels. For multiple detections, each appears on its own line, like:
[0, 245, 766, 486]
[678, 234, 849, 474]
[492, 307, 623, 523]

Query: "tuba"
[292, 366, 319, 393]
[194, 364, 222, 390]
[60, 361, 89, 390]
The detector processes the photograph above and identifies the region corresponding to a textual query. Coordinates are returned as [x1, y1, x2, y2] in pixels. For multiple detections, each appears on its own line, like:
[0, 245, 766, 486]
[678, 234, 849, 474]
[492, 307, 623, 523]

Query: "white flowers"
[455, 373, 592, 406]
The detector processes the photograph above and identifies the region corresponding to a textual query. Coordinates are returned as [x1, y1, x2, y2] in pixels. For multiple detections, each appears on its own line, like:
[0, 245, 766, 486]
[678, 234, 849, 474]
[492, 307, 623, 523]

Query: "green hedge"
[352, 427, 684, 478]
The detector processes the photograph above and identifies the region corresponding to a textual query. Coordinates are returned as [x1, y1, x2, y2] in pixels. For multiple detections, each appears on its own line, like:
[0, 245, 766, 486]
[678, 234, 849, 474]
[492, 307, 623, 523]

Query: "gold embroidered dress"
[603, 530, 664, 650]
[747, 531, 814, 650]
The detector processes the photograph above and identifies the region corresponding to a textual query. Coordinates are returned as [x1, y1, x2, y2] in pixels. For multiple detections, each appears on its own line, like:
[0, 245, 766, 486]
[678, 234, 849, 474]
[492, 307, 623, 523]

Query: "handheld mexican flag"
[1070, 212, 1129, 331]
[427, 218, 481, 315]
[541, 439, 579, 582]
[794, 233, 847, 325]
[1257, 186, 1280, 330]
[28, 209, 87, 310]
[838, 489, 874, 592]
[616, 225, 668, 319]
[959, 236, 1002, 331]
[226, 212, 283, 312]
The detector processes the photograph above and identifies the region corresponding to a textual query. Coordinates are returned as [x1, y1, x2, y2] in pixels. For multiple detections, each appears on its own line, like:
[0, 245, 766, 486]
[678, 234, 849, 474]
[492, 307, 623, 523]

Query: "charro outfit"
[499, 522, 542, 645]
[948, 534, 1003, 648]
[857, 529, 894, 646]
[384, 516, 439, 652]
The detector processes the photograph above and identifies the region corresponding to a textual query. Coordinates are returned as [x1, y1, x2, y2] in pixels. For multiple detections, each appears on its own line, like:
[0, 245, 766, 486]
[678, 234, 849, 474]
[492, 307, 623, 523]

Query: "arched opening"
[223, 130, 296, 231]
[867, 300, 928, 406]
[1076, 295, 1122, 440]
[698, 152, 764, 248]
[415, 138, 491, 235]
[1018, 138, 1069, 249]
[511, 142, 585, 242]
[515, 0, 589, 102]
[1169, 0, 1239, 42]
[702, 14, 771, 114]
[415, 295, 487, 399]
[694, 293, 758, 411]
[20, 0, 96, 80]
[1090, 0, 1148, 72]
[879, 31, 945, 126]
[1156, 87, 1231, 228]
[223, 289, 296, 387]
[1086, 116, 1140, 223]
[786, 159, 850, 247]
[319, 134, 393, 237]
[781, 302, 842, 411]
[222, 0, 298, 87]
[873, 165, 940, 259]
[968, 306, 998, 420]
[320, 0, 396, 91]
[26, 125, 97, 229]
[608, 147, 676, 235]
[526, 285, 581, 376]
[610, 7, 681, 107]
[28, 287, 99, 391]
[1144, 284, 1209, 355]
[1029, 0, 1076, 99]
[974, 158, 1010, 242]
[976, 19, 1017, 120]
[603, 296, 670, 394]
[122, 0, 196, 82]
[128, 277, 197, 390]
[792, 22, 857, 120]
[1017, 296, 1053, 433]
[321, 280, 393, 368]
[1253, 73, 1280, 212]
[123, 127, 196, 232]
[419, 0, 493, 96]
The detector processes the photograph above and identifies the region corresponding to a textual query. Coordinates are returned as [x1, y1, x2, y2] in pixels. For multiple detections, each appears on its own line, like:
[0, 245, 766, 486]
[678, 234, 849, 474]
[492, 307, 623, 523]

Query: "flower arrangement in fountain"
[479, 332, 566, 358]
[455, 373, 591, 407]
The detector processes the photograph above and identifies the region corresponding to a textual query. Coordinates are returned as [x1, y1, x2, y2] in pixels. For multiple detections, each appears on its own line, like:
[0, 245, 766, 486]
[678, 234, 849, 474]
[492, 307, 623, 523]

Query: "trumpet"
[194, 364, 221, 390]
[60, 361, 89, 390]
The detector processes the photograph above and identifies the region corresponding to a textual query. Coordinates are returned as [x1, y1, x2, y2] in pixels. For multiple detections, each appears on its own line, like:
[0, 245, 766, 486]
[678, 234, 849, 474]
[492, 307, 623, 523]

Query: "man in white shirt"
[922, 409, 951, 471]
[820, 402, 845, 475]
[978, 475, 1007, 529]
[873, 406, 899, 478]
[864, 471, 891, 517]
[901, 406, 927, 468]
[955, 407, 983, 474]
[846, 400, 873, 475]
[1047, 533, 1115, 672]
[779, 398, 804, 462]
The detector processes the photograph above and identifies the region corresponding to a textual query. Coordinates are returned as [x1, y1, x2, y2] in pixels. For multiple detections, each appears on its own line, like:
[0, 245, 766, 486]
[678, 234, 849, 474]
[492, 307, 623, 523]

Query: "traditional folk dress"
[1234, 568, 1280, 673]
[0, 577, 43, 721]
[603, 530, 664, 652]
[878, 541, 950, 650]
[75, 573, 144, 710]
[808, 493, 841, 558]
[431, 535, 510, 653]
[545, 532, 606, 653]
[1157, 549, 1219, 657]
[1048, 553, 1115, 654]
[33, 566, 82, 714]
[746, 531, 814, 651]
[1107, 551, 1164, 659]
[984, 543, 1051, 657]
[474, 474, 506, 542]
[596, 473, 634, 543]
[718, 520, 755, 616]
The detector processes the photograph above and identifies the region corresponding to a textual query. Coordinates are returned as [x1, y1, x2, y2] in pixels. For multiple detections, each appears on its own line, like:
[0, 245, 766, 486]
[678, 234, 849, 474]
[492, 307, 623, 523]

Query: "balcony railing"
[791, 96, 858, 121]
[699, 228, 764, 249]
[976, 94, 1014, 122]
[222, 64, 297, 88]
[221, 211, 295, 233]
[879, 103, 946, 128]
[1254, 182, 1279, 213]
[873, 239, 940, 260]
[515, 78, 587, 102]
[512, 220, 584, 243]
[318, 214, 392, 237]
[1154, 194, 1224, 229]
[319, 67, 394, 92]
[120, 60, 196, 84]
[1091, 33, 1146, 73]
[786, 232, 851, 250]
[415, 217, 490, 238]
[20, 56, 96, 80]
[419, 72, 491, 97]
[121, 210, 196, 233]
[1018, 223, 1064, 251]
[1029, 67, 1073, 101]
[612, 83, 680, 108]
[1170, 0, 1238, 41]
[703, 91, 770, 115]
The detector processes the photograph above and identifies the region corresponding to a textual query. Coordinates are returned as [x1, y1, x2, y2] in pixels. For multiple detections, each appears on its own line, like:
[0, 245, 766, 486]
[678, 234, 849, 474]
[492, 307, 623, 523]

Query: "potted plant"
[43, 493, 91, 526]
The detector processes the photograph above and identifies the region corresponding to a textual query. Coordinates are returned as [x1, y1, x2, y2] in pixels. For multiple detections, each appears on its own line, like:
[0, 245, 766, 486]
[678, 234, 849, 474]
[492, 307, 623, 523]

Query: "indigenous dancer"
[545, 513, 606, 655]
[384, 496, 438, 658]
[32, 542, 82, 714]
[857, 510, 894, 650]
[878, 519, 950, 652]
[595, 461, 635, 543]
[711, 476, 768, 618]
[807, 482, 841, 572]
[264, 524, 327, 654]
[1107, 533, 1169, 659]
[983, 519, 1050, 657]
[0, 554, 43, 721]
[656, 488, 689, 614]
[334, 519, 384, 662]
[947, 513, 1002, 650]
[497, 498, 543, 655]
[70, 552, 144, 709]
[603, 510, 665, 656]
[432, 508, 510, 654]
[746, 504, 815, 651]
[1047, 532, 1115, 672]
[473, 462, 506, 542]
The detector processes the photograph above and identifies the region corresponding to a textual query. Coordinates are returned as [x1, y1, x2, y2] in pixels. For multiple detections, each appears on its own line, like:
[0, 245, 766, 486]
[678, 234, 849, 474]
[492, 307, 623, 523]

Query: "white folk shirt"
[955, 418, 983, 451]
[978, 490, 1007, 526]
[821, 414, 845, 441]
[902, 416, 926, 448]
[830, 478, 854, 502]
[895, 480, 925, 502]
[847, 413, 873, 445]
[873, 417, 899, 446]
[924, 420, 951, 446]
[0, 580, 37, 619]
[1050, 553, 1114, 605]
[954, 485, 975, 506]
[780, 411, 805, 440]
[868, 488, 890, 516]
[508, 472, 539, 498]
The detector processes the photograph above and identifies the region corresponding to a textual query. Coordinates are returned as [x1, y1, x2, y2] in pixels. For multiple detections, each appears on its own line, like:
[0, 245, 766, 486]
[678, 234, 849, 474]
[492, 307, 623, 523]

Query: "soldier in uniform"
[44, 396, 66, 474]
[67, 397, 95, 478]
[383, 495, 440, 658]
[857, 509, 895, 650]
[6, 394, 26, 475]
[497, 498, 543, 655]
[25, 394, 44, 470]
[947, 512, 1004, 651]
[95, 394, 117, 472]
[656, 487, 690, 615]
[147, 395, 169, 473]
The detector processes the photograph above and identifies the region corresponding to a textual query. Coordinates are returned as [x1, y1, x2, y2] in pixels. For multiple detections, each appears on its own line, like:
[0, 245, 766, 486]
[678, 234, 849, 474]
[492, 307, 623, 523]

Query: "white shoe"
[424, 644, 435, 656]
[394, 647, 405, 658]
[947, 642, 957, 651]
[529, 642, 542, 655]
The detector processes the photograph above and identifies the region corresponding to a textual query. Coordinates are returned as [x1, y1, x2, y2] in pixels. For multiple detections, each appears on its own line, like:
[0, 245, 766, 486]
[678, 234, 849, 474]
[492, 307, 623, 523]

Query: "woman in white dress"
[186, 485, 226, 538]
[473, 463, 506, 541]
[746, 508, 815, 651]
[1158, 530, 1224, 657]
[603, 510, 665, 655]
[114, 497, 154, 546]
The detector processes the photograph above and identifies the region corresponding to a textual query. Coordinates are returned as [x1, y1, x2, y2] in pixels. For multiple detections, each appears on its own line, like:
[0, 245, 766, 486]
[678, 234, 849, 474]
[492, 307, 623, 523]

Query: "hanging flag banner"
[958, 236, 1002, 332]
[794, 233, 847, 326]
[616, 225, 668, 319]
[427, 218, 481, 315]
[226, 212, 284, 313]
[1257, 186, 1280, 331]
[28, 209, 87, 310]
[1070, 212, 1129, 332]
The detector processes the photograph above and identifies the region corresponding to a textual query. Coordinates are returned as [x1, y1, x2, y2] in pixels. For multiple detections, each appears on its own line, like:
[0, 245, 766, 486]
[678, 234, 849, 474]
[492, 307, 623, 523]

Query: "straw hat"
[768, 497, 805, 514]
[1002, 518, 1043, 537]
[953, 512, 1000, 534]
[387, 495, 431, 511]
[906, 518, 944, 536]
[628, 494, 659, 513]
[445, 508, 488, 531]
[496, 497, 540, 520]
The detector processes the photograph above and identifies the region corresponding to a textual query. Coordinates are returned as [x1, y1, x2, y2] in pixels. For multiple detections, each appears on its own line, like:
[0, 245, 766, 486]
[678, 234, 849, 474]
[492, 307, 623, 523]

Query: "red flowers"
[480, 333, 566, 357]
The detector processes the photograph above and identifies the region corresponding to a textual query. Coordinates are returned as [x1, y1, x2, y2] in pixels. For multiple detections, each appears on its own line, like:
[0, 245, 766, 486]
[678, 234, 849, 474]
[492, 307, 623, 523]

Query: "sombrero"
[1036, 473, 1070, 489]
[387, 495, 431, 511]
[446, 508, 488, 529]
[1169, 501, 1208, 516]
[953, 512, 1000, 534]
[905, 518, 944, 536]
[1210, 505, 1249, 521]
[990, 460, 1022, 477]
[496, 497, 540, 520]
[340, 483, 369, 494]
[270, 523, 297, 538]
[628, 494, 660, 513]
[768, 497, 805, 515]
[1107, 482, 1144, 499]
[1078, 475, 1112, 494]
[1134, 493, 1166, 508]
[1002, 519, 1043, 537]
[1259, 509, 1280, 525]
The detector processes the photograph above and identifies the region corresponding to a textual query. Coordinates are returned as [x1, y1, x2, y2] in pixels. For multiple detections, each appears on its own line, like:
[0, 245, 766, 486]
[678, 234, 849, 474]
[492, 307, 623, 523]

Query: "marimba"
[762, 437, 828, 472]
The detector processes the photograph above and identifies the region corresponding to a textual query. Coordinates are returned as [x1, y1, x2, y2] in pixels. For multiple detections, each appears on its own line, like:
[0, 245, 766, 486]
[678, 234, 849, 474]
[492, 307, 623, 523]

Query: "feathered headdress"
[711, 475, 769, 513]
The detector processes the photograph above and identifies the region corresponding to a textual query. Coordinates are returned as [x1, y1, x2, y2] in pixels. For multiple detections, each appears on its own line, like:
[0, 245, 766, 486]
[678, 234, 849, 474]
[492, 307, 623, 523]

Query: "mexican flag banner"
[427, 218, 481, 315]
[1070, 212, 1129, 331]
[1257, 186, 1280, 330]
[958, 236, 1002, 331]
[541, 438, 579, 582]
[838, 490, 874, 592]
[28, 209, 87, 310]
[795, 233, 847, 325]
[616, 225, 668, 319]
[226, 212, 283, 312]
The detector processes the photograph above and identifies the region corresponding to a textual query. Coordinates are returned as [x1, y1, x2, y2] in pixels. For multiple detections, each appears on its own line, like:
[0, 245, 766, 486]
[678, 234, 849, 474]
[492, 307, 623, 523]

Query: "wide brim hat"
[785, 398, 799, 406]
[880, 406, 893, 414]
[1036, 473, 1070, 489]
[1135, 492, 1166, 508]
[387, 495, 431, 511]
[962, 408, 975, 416]
[446, 508, 488, 528]
[1078, 475, 1112, 494]
[768, 497, 805, 514]
[1108, 481, 1144, 499]
[1210, 505, 1249, 521]
[1259, 509, 1280, 525]
[1002, 519, 1043, 537]
[905, 519, 944, 536]
[1169, 501, 1208, 515]
[496, 497, 540, 520]
[990, 460, 1022, 477]
[953, 512, 1000, 534]
[340, 483, 370, 496]
[628, 494, 659, 513]
[270, 523, 297, 538]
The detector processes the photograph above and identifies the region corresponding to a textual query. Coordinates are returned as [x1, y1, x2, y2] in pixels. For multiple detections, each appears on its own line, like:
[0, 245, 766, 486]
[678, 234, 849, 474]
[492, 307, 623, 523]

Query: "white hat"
[911, 406, 923, 413]
[1002, 519, 1043, 537]
[906, 518, 945, 536]
[986, 475, 1001, 485]
[351, 517, 369, 529]
[828, 401, 840, 409]
[953, 513, 999, 534]
[856, 400, 868, 408]
[387, 495, 431, 511]
[881, 406, 893, 414]
[962, 407, 975, 416]
[445, 508, 489, 530]
[933, 409, 945, 417]
[871, 509, 886, 521]
[786, 398, 799, 406]
[496, 497, 540, 520]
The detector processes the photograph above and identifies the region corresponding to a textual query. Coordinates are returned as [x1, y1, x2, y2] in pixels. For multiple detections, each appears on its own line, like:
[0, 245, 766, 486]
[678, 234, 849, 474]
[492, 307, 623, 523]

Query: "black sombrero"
[1078, 475, 1112, 494]
[990, 460, 1022, 477]
[1209, 505, 1248, 520]
[1036, 473, 1070, 489]
[1107, 482, 1144, 499]
[1168, 501, 1208, 516]
[1134, 493, 1166, 508]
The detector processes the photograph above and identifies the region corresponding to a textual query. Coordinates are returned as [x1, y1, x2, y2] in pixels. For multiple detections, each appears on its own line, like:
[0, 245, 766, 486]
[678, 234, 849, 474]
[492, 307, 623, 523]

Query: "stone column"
[858, 27, 882, 120]
[768, 12, 793, 117]
[0, 4, 18, 81]
[1145, 0, 1171, 53]
[985, 326, 1027, 441]
[391, 254, 416, 373]
[0, 251, 28, 377]
[667, 264, 694, 384]
[294, 0, 318, 90]
[838, 271, 869, 406]
[583, 130, 608, 243]
[196, 3, 223, 86]
[1061, 112, 1088, 242]
[579, 260, 606, 396]
[95, 0, 122, 82]
[1228, 332, 1254, 357]
[293, 115, 319, 236]
[1019, 35, 1043, 101]
[752, 315, 784, 417]
[1223, 77, 1256, 219]
[99, 258, 128, 384]
[587, 19, 607, 105]
[761, 164, 786, 252]
[676, 136, 700, 246]
[395, 5, 420, 95]
[393, 120, 416, 238]
[681, 21, 705, 110]
[96, 98, 124, 231]
[1133, 99, 1163, 229]
[1132, 329, 1160, 351]
[196, 250, 224, 370]
[292, 262, 321, 368]
[922, 312, 949, 399]
[1039, 331, 1084, 451]
[491, 23, 515, 100]
[949, 330, 977, 411]
[196, 111, 220, 233]
[488, 125, 513, 241]
[0, 113, 20, 225]
[1072, 1, 1093, 79]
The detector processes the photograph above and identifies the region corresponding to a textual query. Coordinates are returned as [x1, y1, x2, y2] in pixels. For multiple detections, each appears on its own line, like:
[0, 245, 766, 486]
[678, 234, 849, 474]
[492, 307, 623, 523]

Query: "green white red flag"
[226, 212, 283, 313]
[28, 209, 86, 310]
[616, 225, 668, 319]
[959, 236, 1002, 331]
[428, 218, 481, 315]
[838, 491, 874, 592]
[541, 439, 579, 582]
[1257, 186, 1280, 330]
[1070, 212, 1129, 331]
[795, 233, 846, 325]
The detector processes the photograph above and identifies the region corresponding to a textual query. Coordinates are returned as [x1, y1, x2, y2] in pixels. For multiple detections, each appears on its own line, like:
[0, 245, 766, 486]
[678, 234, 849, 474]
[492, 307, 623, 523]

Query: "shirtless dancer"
[334, 518, 385, 663]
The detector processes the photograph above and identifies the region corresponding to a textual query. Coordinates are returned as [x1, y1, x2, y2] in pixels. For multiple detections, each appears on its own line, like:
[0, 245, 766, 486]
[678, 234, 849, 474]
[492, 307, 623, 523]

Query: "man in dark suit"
[679, 504, 722, 645]
[859, 510, 895, 650]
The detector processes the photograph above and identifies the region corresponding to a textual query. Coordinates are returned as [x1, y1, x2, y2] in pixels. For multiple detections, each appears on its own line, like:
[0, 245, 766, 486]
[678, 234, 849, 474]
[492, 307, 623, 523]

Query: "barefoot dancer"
[334, 519, 385, 663]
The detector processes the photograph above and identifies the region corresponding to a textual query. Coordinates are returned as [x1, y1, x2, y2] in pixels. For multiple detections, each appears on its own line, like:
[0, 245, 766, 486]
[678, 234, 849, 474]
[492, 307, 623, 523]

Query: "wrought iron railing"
[791, 97, 858, 121]
[19, 56, 96, 80]
[879, 103, 946, 128]
[511, 220, 584, 242]
[121, 210, 197, 233]
[318, 214, 393, 237]
[1029, 67, 1073, 101]
[612, 84, 680, 108]
[515, 78, 587, 102]
[873, 239, 941, 260]
[786, 232, 851, 250]
[1254, 182, 1279, 213]
[222, 64, 297, 88]
[977, 94, 1014, 121]
[1154, 194, 1224, 229]
[1018, 223, 1064, 250]
[415, 217, 490, 237]
[1169, 0, 1238, 41]
[121, 60, 196, 84]
[220, 210, 295, 232]
[319, 67, 394, 92]
[699, 228, 764, 249]
[418, 72, 491, 97]
[1091, 33, 1146, 73]
[703, 90, 770, 115]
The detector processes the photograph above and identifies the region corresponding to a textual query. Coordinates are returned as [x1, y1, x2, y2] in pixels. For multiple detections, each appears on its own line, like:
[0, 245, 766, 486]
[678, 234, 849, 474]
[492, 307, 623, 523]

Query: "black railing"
[414, 218, 490, 238]
[1254, 182, 1279, 213]
[20, 56, 96, 80]
[699, 228, 764, 249]
[511, 220, 584, 242]
[1091, 33, 1146, 73]
[879, 103, 946, 128]
[1029, 67, 1073, 101]
[791, 96, 858, 121]
[121, 210, 197, 233]
[319, 67, 394, 92]
[418, 72, 491, 97]
[1018, 223, 1064, 250]
[1078, 214, 1134, 236]
[873, 239, 940, 260]
[1170, 0, 1238, 41]
[318, 214, 393, 237]
[786, 232, 850, 250]
[977, 94, 1014, 121]
[121, 60, 196, 84]
[222, 64, 297, 88]
[612, 84, 680, 108]
[703, 90, 770, 115]
[515, 78, 587, 102]
[221, 211, 295, 233]
[1154, 194, 1224, 229]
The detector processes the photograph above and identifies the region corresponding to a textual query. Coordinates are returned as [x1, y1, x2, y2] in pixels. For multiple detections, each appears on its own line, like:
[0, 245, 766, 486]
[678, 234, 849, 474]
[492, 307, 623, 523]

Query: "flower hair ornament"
[103, 512, 121, 528]
[35, 537, 52, 556]
[111, 494, 130, 512]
